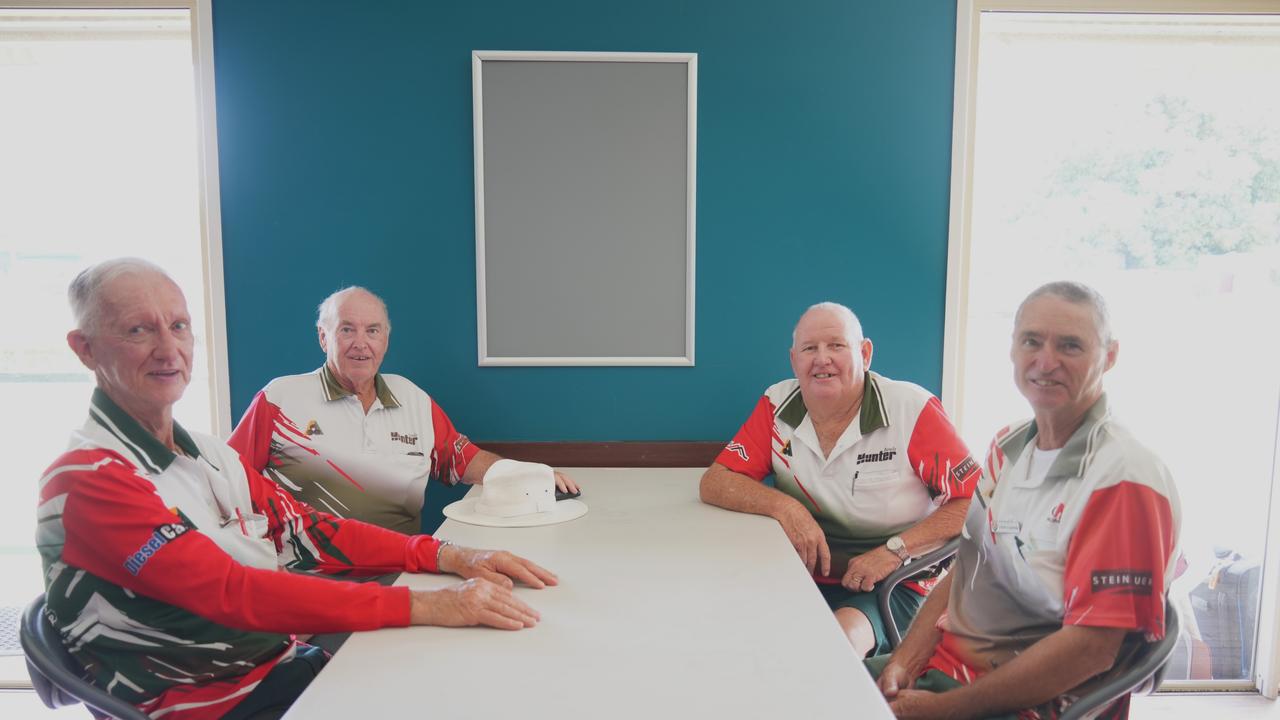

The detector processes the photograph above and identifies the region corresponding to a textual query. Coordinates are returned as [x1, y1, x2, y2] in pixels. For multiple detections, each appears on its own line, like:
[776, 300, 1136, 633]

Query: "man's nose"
[1032, 346, 1059, 371]
[153, 328, 181, 357]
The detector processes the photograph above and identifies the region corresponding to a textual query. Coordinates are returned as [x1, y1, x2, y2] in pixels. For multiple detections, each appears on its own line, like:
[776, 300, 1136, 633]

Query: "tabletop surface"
[284, 467, 894, 720]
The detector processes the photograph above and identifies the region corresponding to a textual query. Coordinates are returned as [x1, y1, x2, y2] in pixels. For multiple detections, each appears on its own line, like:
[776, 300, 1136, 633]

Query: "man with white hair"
[230, 286, 578, 536]
[700, 302, 978, 658]
[37, 259, 558, 720]
[869, 281, 1180, 719]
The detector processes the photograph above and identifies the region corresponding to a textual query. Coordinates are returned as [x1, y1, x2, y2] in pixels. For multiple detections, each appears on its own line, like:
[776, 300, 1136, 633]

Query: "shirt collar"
[88, 387, 200, 474]
[776, 372, 890, 434]
[1000, 393, 1111, 481]
[318, 364, 401, 409]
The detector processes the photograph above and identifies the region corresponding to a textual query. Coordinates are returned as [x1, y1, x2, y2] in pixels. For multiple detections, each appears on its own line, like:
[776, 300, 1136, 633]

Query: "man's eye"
[830, 343, 845, 350]
[128, 326, 147, 335]
[369, 328, 380, 335]
[173, 321, 189, 332]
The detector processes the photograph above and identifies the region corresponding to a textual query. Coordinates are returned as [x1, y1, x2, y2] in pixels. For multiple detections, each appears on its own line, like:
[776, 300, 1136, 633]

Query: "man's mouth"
[813, 373, 835, 379]
[1029, 378, 1060, 388]
[348, 355, 371, 361]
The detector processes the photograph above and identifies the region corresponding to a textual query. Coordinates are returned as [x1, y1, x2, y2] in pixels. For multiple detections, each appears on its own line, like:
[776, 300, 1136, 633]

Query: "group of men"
[36, 257, 1178, 720]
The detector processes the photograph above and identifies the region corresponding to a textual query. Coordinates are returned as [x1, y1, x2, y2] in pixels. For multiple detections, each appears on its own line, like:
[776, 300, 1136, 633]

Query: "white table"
[285, 468, 893, 719]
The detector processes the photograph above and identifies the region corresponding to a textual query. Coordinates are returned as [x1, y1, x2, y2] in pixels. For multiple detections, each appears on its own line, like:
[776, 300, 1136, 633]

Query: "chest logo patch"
[856, 448, 897, 464]
[390, 431, 418, 446]
[1048, 502, 1065, 524]
[305, 420, 323, 436]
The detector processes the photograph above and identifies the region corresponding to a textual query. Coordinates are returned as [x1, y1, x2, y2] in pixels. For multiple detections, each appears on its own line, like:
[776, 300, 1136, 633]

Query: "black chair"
[1059, 600, 1181, 720]
[20, 593, 149, 720]
[877, 537, 962, 649]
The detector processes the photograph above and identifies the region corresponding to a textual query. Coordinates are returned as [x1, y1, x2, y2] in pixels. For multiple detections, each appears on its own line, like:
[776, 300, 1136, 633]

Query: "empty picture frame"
[473, 51, 697, 366]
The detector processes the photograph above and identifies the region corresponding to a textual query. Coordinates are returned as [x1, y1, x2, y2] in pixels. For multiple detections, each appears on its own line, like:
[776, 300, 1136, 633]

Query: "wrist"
[435, 540, 455, 574]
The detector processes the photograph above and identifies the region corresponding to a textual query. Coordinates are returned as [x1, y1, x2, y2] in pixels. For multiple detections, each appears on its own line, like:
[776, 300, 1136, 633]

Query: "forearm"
[461, 449, 502, 485]
[898, 498, 970, 557]
[936, 625, 1126, 720]
[890, 573, 950, 669]
[700, 463, 801, 521]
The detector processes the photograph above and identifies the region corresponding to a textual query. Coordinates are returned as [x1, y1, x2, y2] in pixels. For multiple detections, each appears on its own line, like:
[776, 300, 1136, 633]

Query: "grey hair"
[316, 286, 391, 333]
[68, 257, 172, 335]
[792, 301, 864, 347]
[1016, 281, 1113, 345]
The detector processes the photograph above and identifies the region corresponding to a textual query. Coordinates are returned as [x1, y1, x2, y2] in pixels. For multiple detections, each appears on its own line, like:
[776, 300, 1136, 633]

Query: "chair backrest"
[19, 593, 150, 720]
[877, 537, 961, 650]
[1059, 600, 1182, 720]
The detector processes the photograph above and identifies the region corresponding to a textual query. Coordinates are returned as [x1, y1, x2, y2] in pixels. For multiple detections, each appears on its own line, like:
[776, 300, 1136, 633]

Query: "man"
[700, 302, 979, 657]
[869, 282, 1181, 720]
[229, 286, 578, 535]
[38, 259, 558, 720]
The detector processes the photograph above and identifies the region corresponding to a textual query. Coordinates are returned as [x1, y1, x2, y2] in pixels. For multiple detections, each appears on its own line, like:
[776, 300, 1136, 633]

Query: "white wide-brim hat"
[443, 459, 587, 528]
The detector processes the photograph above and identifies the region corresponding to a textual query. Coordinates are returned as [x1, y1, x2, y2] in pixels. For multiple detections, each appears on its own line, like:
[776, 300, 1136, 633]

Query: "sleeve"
[51, 450, 416, 635]
[905, 396, 980, 501]
[429, 399, 480, 486]
[713, 395, 777, 481]
[1062, 480, 1177, 638]
[227, 390, 303, 473]
[242, 452, 443, 576]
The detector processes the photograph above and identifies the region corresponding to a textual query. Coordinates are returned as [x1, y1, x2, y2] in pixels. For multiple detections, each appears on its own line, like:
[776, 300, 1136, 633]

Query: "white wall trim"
[472, 50, 697, 367]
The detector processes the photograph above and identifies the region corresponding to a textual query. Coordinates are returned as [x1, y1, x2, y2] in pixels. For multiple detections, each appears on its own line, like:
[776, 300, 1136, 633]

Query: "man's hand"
[876, 657, 919, 700]
[888, 689, 955, 720]
[438, 545, 559, 589]
[554, 471, 579, 495]
[409, 579, 540, 630]
[773, 501, 830, 576]
[842, 547, 903, 592]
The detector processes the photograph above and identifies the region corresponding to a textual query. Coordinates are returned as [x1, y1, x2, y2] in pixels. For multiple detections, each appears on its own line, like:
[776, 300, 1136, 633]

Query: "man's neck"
[329, 362, 378, 412]
[1034, 408, 1089, 450]
[806, 391, 862, 434]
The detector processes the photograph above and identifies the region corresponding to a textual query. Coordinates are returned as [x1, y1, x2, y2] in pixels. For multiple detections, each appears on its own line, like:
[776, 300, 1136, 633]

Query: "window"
[0, 1, 224, 679]
[946, 1, 1280, 695]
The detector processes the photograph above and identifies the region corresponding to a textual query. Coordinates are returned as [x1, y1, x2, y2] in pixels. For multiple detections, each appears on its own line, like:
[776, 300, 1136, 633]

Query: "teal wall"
[213, 0, 958, 444]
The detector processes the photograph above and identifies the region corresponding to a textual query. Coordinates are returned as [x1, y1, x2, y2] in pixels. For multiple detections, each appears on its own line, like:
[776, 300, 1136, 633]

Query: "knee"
[834, 607, 876, 657]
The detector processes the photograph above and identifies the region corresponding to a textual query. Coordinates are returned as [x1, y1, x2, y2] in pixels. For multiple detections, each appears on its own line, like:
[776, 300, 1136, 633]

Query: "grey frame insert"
[473, 51, 697, 366]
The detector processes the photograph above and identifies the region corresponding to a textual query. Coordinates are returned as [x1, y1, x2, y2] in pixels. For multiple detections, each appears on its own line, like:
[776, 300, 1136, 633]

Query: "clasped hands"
[410, 544, 558, 631]
[774, 501, 901, 590]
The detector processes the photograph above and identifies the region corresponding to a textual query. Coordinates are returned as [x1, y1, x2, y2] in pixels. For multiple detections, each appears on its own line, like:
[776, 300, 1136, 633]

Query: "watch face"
[887, 537, 904, 551]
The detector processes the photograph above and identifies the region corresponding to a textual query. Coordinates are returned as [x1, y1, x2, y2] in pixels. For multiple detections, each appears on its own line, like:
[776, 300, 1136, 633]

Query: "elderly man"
[37, 259, 557, 720]
[869, 282, 1181, 720]
[700, 302, 979, 657]
[229, 286, 577, 535]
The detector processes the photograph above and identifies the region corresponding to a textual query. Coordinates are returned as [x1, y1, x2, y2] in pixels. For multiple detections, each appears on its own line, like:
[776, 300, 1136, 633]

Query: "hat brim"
[442, 497, 588, 528]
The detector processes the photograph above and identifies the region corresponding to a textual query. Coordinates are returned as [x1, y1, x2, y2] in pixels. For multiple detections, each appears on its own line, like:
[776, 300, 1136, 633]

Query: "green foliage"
[1037, 94, 1280, 269]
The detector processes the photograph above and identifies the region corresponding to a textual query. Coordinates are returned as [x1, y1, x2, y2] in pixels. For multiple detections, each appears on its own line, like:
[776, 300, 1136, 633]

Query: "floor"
[0, 688, 1275, 719]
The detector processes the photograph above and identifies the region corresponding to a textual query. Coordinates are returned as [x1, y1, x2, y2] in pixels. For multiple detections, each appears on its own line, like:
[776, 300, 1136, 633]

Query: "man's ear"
[1104, 339, 1119, 373]
[317, 325, 328, 353]
[67, 329, 97, 371]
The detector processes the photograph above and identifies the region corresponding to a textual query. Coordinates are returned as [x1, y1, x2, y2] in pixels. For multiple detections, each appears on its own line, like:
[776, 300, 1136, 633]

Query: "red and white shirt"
[230, 365, 479, 535]
[715, 372, 979, 581]
[927, 395, 1181, 719]
[36, 389, 443, 720]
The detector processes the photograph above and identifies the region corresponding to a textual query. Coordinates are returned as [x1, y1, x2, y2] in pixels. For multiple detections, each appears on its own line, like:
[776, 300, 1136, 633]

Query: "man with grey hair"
[39, 259, 560, 719]
[230, 286, 578, 536]
[700, 302, 978, 658]
[868, 281, 1180, 720]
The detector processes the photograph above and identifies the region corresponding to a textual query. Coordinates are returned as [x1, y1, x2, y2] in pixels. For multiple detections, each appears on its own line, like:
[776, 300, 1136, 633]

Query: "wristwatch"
[886, 535, 910, 563]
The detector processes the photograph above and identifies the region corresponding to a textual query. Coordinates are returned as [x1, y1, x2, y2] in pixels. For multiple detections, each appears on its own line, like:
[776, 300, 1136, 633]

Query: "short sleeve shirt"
[714, 372, 979, 565]
[928, 394, 1181, 700]
[228, 365, 479, 535]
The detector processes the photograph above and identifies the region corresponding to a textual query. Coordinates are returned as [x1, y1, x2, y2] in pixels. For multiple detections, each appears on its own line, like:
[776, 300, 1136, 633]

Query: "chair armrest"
[877, 537, 962, 650]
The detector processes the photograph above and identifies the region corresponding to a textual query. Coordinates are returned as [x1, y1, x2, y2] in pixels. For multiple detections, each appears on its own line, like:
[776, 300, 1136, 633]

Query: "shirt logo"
[725, 442, 749, 462]
[1048, 502, 1065, 524]
[781, 440, 792, 457]
[951, 456, 978, 485]
[124, 522, 190, 575]
[1091, 569, 1154, 595]
[856, 448, 897, 464]
[390, 431, 419, 446]
[305, 420, 323, 436]
[453, 435, 471, 454]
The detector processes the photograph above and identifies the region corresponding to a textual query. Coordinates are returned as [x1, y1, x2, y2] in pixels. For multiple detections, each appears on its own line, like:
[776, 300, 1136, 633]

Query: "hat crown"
[474, 460, 557, 518]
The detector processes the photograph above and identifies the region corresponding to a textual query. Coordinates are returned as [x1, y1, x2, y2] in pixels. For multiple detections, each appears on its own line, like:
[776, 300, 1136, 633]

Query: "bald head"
[68, 257, 175, 336]
[316, 286, 391, 335]
[792, 302, 863, 348]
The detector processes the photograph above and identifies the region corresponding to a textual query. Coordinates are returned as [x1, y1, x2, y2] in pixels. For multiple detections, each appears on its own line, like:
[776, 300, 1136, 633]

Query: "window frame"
[943, 0, 1280, 697]
[2, 0, 231, 435]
